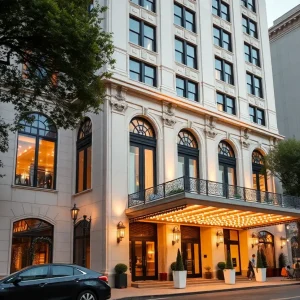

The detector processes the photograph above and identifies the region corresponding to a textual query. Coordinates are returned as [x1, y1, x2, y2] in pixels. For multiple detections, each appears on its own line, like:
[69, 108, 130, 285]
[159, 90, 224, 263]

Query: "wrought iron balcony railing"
[128, 176, 300, 210]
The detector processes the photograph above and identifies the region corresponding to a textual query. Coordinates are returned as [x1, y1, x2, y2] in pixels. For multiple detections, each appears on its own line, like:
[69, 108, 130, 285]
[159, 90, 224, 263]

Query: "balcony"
[127, 177, 300, 229]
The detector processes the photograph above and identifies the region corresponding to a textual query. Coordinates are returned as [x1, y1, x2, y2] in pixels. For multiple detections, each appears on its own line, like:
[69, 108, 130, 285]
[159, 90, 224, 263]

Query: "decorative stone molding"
[240, 128, 251, 149]
[204, 116, 217, 139]
[110, 85, 128, 113]
[162, 102, 177, 128]
[142, 106, 149, 116]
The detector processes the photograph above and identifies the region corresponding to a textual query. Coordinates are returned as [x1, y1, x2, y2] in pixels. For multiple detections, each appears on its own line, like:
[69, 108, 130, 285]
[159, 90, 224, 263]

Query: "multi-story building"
[1, 0, 299, 284]
[269, 4, 300, 139]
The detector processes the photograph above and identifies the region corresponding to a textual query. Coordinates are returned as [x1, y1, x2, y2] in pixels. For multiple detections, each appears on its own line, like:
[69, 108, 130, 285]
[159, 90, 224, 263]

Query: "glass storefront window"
[129, 146, 140, 194]
[144, 149, 154, 189]
[177, 156, 185, 177]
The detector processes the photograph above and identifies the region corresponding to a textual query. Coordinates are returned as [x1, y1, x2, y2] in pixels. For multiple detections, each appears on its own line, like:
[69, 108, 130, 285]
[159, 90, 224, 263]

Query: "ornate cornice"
[162, 102, 177, 128]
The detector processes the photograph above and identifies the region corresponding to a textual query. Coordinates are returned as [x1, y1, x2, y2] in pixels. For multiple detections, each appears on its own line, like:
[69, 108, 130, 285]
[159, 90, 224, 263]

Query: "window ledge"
[247, 93, 264, 102]
[11, 185, 58, 193]
[73, 188, 93, 197]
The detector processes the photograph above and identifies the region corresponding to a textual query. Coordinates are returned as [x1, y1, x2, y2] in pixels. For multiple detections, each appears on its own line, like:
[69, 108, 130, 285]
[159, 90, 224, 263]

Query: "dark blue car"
[0, 264, 111, 300]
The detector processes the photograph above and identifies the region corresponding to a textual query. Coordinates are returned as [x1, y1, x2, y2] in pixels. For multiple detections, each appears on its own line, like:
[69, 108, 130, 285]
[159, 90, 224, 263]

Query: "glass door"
[131, 240, 157, 281]
[177, 155, 198, 192]
[218, 164, 236, 197]
[182, 242, 201, 278]
[224, 229, 241, 275]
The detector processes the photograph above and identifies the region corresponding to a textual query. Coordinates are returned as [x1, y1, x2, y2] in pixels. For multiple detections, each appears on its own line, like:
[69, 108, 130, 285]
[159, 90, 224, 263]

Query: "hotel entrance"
[181, 226, 201, 278]
[129, 222, 158, 281]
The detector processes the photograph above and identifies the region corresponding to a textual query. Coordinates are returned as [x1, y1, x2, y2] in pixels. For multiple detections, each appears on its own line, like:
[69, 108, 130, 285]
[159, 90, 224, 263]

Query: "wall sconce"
[251, 232, 259, 248]
[286, 224, 290, 230]
[117, 221, 126, 243]
[70, 203, 80, 225]
[172, 226, 181, 245]
[216, 230, 224, 247]
[280, 237, 287, 249]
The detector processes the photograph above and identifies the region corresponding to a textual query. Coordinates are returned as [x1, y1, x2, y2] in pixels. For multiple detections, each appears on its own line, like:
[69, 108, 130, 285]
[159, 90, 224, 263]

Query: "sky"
[266, 0, 300, 27]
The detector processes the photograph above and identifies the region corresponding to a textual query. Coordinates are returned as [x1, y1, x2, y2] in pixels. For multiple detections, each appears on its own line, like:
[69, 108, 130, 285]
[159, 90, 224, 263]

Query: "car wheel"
[77, 290, 97, 300]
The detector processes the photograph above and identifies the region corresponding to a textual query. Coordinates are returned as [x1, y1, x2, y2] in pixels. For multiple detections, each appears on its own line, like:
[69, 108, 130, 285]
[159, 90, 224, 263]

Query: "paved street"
[145, 286, 300, 300]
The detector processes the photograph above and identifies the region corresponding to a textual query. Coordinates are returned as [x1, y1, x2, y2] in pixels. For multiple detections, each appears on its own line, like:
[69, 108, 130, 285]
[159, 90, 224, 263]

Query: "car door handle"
[74, 278, 80, 283]
[39, 283, 48, 287]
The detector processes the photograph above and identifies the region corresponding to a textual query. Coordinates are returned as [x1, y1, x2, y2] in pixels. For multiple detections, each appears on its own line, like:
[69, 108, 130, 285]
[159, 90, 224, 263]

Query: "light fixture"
[172, 226, 181, 245]
[280, 237, 287, 249]
[216, 230, 224, 247]
[251, 232, 259, 248]
[117, 222, 126, 243]
[71, 204, 79, 224]
[286, 224, 290, 230]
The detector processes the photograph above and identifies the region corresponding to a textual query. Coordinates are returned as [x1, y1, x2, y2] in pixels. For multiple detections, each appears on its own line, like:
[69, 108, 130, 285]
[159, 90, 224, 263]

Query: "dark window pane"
[144, 24, 154, 39]
[52, 266, 74, 277]
[130, 32, 139, 45]
[130, 60, 140, 73]
[176, 77, 185, 97]
[186, 11, 195, 32]
[145, 65, 154, 78]
[244, 44, 251, 62]
[20, 266, 48, 281]
[144, 77, 154, 86]
[187, 45, 195, 58]
[175, 39, 183, 52]
[221, 3, 229, 21]
[144, 0, 154, 11]
[242, 17, 248, 33]
[217, 93, 224, 111]
[130, 18, 140, 33]
[175, 15, 182, 27]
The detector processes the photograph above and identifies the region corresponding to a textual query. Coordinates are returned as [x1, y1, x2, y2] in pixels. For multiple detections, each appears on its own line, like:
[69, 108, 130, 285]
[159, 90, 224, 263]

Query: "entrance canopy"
[126, 188, 300, 229]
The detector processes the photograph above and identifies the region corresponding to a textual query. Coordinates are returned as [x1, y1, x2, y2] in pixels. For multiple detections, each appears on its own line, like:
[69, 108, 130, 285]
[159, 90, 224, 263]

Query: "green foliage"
[170, 262, 176, 271]
[175, 249, 184, 271]
[114, 263, 128, 274]
[265, 139, 300, 196]
[204, 266, 211, 271]
[225, 251, 233, 269]
[0, 0, 115, 171]
[279, 253, 287, 269]
[260, 249, 268, 268]
[256, 249, 264, 268]
[217, 262, 226, 270]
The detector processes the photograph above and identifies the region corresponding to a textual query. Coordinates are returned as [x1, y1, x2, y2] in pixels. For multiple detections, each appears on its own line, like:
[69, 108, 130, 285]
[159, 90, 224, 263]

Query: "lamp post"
[71, 204, 91, 268]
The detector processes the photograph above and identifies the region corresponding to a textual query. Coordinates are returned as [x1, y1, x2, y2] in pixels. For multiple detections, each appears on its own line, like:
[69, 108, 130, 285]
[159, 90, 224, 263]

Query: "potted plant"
[223, 251, 235, 284]
[114, 263, 128, 288]
[173, 249, 187, 289]
[217, 262, 225, 280]
[256, 249, 266, 282]
[204, 266, 213, 279]
[278, 253, 287, 277]
[170, 262, 176, 281]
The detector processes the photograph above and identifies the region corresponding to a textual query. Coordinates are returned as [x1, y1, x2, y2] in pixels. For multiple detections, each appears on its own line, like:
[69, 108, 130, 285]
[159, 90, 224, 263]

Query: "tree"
[265, 139, 300, 196]
[0, 0, 115, 171]
[175, 249, 184, 271]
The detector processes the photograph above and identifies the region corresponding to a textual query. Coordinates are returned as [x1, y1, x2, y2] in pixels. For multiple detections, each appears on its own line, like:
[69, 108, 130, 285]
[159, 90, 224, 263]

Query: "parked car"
[0, 263, 111, 300]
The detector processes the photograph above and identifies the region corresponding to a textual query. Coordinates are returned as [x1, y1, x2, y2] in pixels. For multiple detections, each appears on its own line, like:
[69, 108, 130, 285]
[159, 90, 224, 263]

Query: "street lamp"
[71, 204, 91, 268]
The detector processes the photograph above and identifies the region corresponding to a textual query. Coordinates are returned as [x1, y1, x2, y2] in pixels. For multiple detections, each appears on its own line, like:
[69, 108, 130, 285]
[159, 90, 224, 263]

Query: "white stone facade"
[0, 0, 292, 282]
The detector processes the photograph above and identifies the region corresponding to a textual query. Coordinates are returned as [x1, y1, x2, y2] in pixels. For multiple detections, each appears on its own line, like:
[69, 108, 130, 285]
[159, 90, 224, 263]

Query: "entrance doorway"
[130, 223, 158, 281]
[224, 229, 241, 275]
[181, 226, 201, 278]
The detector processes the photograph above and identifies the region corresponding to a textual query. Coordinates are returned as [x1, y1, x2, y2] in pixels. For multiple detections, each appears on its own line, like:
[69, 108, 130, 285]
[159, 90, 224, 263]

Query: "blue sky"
[266, 0, 300, 27]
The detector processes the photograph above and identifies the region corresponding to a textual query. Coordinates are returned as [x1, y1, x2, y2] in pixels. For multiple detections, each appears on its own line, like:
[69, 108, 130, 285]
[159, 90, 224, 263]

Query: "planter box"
[115, 273, 127, 289]
[256, 268, 267, 282]
[223, 269, 235, 285]
[204, 272, 213, 279]
[159, 272, 168, 281]
[173, 271, 187, 288]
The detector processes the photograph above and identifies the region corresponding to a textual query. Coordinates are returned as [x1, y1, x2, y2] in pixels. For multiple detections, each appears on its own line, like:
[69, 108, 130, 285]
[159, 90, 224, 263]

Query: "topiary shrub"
[175, 249, 184, 271]
[260, 249, 268, 268]
[225, 251, 233, 269]
[217, 262, 226, 270]
[115, 263, 128, 274]
[171, 262, 176, 271]
[256, 250, 264, 268]
[279, 253, 287, 269]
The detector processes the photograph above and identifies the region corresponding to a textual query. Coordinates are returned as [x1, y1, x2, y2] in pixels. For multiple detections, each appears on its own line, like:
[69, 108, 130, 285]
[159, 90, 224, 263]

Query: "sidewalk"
[111, 277, 300, 300]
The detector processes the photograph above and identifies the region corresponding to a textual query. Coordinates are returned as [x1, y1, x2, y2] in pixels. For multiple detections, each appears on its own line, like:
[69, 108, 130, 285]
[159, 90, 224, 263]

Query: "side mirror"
[12, 277, 22, 285]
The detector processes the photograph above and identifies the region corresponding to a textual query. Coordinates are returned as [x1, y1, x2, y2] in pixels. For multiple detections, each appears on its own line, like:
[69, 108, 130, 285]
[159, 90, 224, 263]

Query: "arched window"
[74, 218, 91, 268]
[129, 117, 156, 194]
[15, 113, 57, 189]
[10, 218, 53, 273]
[258, 231, 275, 268]
[218, 141, 236, 186]
[76, 118, 92, 193]
[177, 130, 199, 178]
[252, 150, 267, 193]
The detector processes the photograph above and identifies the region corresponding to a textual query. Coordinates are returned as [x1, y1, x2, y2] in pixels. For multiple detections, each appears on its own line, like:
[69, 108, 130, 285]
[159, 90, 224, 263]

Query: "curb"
[117, 282, 300, 300]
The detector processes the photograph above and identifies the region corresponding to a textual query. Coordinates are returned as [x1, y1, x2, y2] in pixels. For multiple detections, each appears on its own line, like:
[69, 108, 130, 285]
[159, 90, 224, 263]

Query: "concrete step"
[131, 276, 249, 288]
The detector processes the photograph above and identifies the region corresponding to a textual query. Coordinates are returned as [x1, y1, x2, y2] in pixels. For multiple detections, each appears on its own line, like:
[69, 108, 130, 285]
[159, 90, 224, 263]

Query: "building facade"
[269, 5, 300, 140]
[0, 0, 299, 284]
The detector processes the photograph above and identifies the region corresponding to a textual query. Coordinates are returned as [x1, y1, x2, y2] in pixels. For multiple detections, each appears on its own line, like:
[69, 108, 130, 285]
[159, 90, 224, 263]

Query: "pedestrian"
[248, 254, 256, 280]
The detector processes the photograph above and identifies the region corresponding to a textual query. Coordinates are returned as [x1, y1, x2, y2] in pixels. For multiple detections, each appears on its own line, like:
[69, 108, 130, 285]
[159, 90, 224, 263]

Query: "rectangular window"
[213, 26, 232, 51]
[212, 0, 230, 22]
[176, 76, 198, 101]
[129, 17, 156, 52]
[244, 43, 260, 66]
[242, 15, 258, 38]
[241, 0, 256, 12]
[129, 58, 156, 87]
[174, 3, 196, 32]
[131, 0, 155, 12]
[217, 92, 236, 115]
[247, 72, 263, 98]
[215, 57, 234, 85]
[175, 38, 197, 69]
[249, 105, 265, 126]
